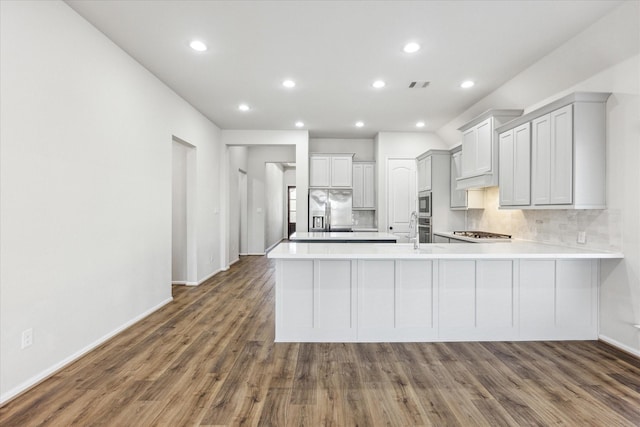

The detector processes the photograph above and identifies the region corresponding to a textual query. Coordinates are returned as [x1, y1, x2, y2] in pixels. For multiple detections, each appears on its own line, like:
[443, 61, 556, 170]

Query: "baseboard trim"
[0, 296, 174, 405]
[248, 252, 266, 256]
[197, 268, 221, 285]
[230, 257, 240, 266]
[599, 335, 640, 358]
[171, 281, 187, 285]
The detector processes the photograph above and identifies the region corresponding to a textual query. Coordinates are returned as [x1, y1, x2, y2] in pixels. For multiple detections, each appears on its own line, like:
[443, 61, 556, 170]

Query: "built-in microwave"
[418, 191, 431, 217]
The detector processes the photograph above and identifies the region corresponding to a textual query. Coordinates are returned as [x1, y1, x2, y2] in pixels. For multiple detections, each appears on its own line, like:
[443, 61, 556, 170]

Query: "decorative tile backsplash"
[353, 210, 375, 229]
[466, 187, 622, 251]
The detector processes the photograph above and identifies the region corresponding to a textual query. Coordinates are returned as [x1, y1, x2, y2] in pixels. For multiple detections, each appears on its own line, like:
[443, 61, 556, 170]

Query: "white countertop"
[268, 241, 623, 260]
[433, 231, 511, 243]
[290, 232, 397, 242]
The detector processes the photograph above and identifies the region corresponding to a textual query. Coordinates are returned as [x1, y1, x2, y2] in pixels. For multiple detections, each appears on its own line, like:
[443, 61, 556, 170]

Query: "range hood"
[456, 173, 497, 190]
[455, 109, 523, 190]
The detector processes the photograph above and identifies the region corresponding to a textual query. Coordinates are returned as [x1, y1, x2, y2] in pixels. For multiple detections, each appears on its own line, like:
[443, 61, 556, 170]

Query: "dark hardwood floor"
[1, 255, 639, 426]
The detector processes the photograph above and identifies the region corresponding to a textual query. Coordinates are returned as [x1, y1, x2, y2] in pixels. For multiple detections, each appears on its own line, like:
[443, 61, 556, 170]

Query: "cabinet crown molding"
[417, 149, 450, 160]
[458, 109, 524, 132]
[496, 92, 612, 134]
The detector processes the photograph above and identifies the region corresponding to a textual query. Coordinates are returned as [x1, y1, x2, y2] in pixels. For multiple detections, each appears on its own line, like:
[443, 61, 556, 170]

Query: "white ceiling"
[65, 0, 622, 138]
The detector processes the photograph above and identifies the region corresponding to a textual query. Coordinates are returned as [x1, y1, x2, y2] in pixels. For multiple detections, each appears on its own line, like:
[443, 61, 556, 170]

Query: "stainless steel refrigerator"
[309, 189, 353, 231]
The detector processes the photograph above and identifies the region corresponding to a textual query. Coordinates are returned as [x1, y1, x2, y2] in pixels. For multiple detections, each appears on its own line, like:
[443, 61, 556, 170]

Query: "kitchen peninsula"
[268, 241, 623, 343]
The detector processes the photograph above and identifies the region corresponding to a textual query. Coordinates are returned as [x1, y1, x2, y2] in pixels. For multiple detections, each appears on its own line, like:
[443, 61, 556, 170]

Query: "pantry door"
[387, 159, 417, 242]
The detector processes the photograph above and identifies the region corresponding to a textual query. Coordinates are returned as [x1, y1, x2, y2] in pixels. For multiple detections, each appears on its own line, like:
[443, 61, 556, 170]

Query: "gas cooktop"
[453, 231, 512, 239]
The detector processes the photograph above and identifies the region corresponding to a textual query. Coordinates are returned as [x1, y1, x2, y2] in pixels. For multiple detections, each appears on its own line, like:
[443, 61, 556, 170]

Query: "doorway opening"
[287, 186, 297, 239]
[238, 169, 248, 256]
[172, 137, 197, 285]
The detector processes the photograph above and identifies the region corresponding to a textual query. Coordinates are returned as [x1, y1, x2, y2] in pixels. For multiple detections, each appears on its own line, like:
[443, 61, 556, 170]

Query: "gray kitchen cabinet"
[353, 162, 375, 209]
[417, 155, 432, 192]
[457, 109, 523, 190]
[532, 105, 573, 205]
[496, 92, 610, 209]
[309, 153, 353, 188]
[499, 122, 531, 206]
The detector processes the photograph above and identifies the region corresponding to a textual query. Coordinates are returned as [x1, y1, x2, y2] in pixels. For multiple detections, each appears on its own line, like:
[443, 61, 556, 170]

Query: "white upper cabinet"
[417, 155, 432, 192]
[330, 155, 353, 187]
[309, 154, 353, 188]
[457, 109, 523, 190]
[499, 122, 531, 206]
[353, 162, 375, 209]
[474, 118, 493, 174]
[532, 105, 573, 205]
[497, 92, 610, 209]
[362, 163, 375, 208]
[309, 155, 331, 187]
[548, 105, 573, 205]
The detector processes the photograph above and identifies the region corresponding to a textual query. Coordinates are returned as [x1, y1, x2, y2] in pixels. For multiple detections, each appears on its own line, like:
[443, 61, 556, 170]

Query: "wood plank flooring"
[1, 255, 639, 426]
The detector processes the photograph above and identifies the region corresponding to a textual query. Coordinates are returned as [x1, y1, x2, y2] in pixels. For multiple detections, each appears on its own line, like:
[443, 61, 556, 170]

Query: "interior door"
[387, 159, 417, 242]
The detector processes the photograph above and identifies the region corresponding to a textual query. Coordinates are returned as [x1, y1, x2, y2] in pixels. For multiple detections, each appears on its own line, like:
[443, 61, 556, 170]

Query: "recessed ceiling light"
[295, 121, 304, 128]
[189, 40, 207, 52]
[403, 42, 420, 53]
[282, 79, 296, 88]
[238, 104, 250, 112]
[416, 121, 426, 128]
[460, 80, 475, 89]
[355, 121, 364, 128]
[372, 80, 386, 89]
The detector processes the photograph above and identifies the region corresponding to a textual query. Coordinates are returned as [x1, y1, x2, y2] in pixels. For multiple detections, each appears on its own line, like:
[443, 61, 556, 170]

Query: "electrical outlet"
[577, 231, 586, 244]
[21, 328, 33, 349]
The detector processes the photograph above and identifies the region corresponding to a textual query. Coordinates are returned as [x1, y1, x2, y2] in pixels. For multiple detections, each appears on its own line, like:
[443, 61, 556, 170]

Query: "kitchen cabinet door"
[424, 156, 432, 191]
[532, 114, 551, 204]
[310, 155, 330, 187]
[475, 118, 493, 174]
[499, 123, 530, 206]
[353, 162, 375, 209]
[330, 155, 352, 187]
[549, 105, 573, 205]
[352, 163, 363, 207]
[499, 130, 515, 205]
[362, 163, 375, 208]
[513, 123, 531, 205]
[417, 156, 432, 192]
[461, 128, 476, 177]
[461, 117, 492, 177]
[450, 151, 467, 208]
[532, 104, 573, 206]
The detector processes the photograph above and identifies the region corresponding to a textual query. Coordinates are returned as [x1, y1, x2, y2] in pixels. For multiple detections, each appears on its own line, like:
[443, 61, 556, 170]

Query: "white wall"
[227, 146, 249, 264]
[436, 1, 640, 354]
[0, 1, 225, 402]
[310, 138, 375, 161]
[245, 146, 296, 254]
[375, 132, 450, 232]
[265, 163, 285, 250]
[172, 141, 188, 282]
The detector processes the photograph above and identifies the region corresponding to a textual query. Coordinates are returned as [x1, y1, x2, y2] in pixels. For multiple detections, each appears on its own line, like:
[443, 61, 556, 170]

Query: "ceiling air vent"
[409, 81, 430, 89]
